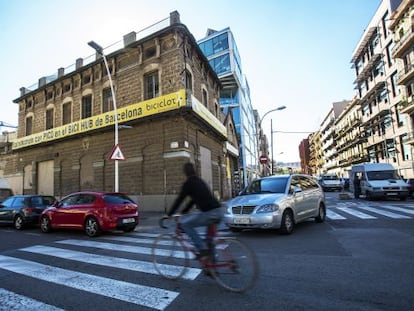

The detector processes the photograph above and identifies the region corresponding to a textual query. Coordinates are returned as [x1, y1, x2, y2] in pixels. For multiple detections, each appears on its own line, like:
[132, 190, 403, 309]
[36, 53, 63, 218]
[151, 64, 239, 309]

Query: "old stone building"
[5, 12, 238, 211]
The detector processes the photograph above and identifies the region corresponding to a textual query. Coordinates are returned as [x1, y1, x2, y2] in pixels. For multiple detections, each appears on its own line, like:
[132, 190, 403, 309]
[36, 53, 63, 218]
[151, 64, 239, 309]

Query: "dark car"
[40, 191, 139, 237]
[0, 195, 56, 230]
[405, 178, 414, 197]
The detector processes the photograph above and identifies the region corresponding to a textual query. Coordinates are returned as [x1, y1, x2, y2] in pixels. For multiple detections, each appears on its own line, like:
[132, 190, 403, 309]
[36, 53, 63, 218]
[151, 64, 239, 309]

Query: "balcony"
[392, 24, 414, 59]
[397, 63, 414, 85]
[400, 96, 414, 114]
[405, 132, 414, 145]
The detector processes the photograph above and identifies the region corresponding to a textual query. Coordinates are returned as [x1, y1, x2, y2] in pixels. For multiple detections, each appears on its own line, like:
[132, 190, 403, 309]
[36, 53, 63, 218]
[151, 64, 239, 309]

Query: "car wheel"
[14, 215, 24, 230]
[85, 217, 101, 237]
[279, 210, 294, 234]
[40, 216, 52, 233]
[123, 226, 136, 233]
[315, 204, 326, 223]
[366, 191, 372, 200]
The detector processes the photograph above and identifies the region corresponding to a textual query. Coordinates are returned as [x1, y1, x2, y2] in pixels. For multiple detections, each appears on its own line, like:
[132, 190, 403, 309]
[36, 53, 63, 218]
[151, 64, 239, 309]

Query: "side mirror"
[293, 185, 302, 193]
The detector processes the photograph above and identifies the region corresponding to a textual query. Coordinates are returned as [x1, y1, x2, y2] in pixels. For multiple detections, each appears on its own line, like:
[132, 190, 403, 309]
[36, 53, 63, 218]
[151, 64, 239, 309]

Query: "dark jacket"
[167, 175, 221, 216]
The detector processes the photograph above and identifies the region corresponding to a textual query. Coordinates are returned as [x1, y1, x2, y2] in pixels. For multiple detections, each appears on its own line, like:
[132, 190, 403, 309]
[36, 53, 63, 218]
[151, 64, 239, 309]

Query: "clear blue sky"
[0, 0, 381, 162]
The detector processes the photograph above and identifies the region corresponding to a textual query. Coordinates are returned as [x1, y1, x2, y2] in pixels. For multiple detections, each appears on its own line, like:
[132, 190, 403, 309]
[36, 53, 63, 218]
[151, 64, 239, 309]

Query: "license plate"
[234, 217, 250, 224]
[386, 193, 398, 196]
[122, 218, 135, 224]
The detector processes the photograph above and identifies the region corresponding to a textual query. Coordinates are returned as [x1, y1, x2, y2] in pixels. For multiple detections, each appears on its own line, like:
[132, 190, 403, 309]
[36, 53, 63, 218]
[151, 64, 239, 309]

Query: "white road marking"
[21, 245, 200, 280]
[336, 207, 377, 219]
[326, 210, 346, 220]
[0, 255, 178, 311]
[0, 288, 64, 311]
[376, 205, 414, 215]
[56, 239, 188, 258]
[356, 205, 411, 219]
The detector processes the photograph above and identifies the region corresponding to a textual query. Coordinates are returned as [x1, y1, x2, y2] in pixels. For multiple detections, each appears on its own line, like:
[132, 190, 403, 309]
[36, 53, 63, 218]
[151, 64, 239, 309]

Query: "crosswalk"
[327, 201, 414, 220]
[0, 231, 212, 311]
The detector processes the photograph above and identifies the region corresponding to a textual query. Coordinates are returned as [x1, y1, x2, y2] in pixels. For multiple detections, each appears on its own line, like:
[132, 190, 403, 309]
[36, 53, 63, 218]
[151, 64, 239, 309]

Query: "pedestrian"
[164, 162, 223, 260]
[353, 175, 361, 199]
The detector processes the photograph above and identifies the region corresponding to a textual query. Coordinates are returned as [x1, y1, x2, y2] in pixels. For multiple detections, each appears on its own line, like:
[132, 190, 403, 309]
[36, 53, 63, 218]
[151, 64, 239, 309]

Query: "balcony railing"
[392, 25, 414, 59]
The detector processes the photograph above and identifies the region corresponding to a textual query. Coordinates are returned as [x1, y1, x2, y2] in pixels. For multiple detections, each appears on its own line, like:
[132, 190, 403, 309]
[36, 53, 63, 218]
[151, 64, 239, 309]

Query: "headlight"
[256, 204, 279, 213]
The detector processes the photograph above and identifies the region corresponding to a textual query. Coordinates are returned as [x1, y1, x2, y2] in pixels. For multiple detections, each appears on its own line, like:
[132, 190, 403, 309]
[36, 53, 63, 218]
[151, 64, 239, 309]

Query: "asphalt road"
[0, 192, 413, 310]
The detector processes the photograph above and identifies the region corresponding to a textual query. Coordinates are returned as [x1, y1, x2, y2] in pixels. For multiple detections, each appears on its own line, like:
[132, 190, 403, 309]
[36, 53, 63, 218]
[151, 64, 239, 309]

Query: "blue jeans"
[180, 208, 224, 252]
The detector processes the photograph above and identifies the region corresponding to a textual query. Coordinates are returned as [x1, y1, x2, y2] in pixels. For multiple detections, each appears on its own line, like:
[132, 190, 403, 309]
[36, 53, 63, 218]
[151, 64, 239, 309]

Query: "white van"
[350, 163, 409, 200]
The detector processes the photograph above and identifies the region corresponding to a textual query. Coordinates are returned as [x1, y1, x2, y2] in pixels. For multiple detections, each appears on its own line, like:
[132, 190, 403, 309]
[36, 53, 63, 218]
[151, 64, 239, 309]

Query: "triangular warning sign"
[109, 144, 126, 161]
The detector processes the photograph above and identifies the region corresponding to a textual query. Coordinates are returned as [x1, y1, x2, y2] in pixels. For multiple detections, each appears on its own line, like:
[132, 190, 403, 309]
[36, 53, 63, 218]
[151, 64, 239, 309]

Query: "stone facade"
[5, 12, 238, 211]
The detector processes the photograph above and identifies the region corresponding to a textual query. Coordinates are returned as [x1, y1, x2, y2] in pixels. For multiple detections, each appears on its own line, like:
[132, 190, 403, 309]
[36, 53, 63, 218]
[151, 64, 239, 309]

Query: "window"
[81, 95, 92, 119]
[185, 70, 192, 92]
[209, 54, 230, 75]
[391, 72, 399, 97]
[62, 102, 72, 125]
[102, 88, 113, 113]
[46, 109, 54, 130]
[25, 116, 33, 136]
[202, 89, 208, 107]
[144, 46, 156, 60]
[144, 71, 159, 100]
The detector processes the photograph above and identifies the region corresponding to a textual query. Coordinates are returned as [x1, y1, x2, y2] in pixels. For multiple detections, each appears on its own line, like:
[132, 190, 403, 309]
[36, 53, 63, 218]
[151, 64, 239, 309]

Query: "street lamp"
[88, 40, 120, 192]
[258, 106, 286, 176]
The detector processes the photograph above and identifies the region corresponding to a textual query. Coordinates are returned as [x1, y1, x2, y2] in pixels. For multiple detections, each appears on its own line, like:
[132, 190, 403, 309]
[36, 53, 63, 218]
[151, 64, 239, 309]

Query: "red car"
[40, 191, 139, 237]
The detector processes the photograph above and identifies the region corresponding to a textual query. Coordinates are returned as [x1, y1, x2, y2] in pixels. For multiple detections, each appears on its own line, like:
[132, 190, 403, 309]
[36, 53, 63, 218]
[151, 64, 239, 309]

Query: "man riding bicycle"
[164, 162, 223, 260]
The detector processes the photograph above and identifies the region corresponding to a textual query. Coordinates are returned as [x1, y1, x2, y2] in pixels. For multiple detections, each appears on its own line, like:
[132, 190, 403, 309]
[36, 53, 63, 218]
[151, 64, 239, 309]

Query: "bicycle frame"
[154, 215, 259, 292]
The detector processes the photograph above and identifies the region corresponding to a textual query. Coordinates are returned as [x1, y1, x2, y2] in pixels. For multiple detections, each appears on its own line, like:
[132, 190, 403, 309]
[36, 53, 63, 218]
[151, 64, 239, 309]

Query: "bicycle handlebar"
[159, 214, 181, 229]
[159, 217, 168, 229]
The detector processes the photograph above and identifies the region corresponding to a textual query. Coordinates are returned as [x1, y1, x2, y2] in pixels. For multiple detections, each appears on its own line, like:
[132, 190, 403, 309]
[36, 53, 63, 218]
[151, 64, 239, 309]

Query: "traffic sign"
[259, 155, 268, 164]
[109, 144, 126, 161]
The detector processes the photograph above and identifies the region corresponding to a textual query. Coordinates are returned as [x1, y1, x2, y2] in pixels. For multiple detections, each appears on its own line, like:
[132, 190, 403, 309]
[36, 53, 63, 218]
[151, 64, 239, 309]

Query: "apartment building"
[334, 97, 368, 177]
[390, 0, 414, 177]
[350, 0, 414, 177]
[198, 28, 257, 190]
[3, 12, 239, 210]
[319, 101, 349, 175]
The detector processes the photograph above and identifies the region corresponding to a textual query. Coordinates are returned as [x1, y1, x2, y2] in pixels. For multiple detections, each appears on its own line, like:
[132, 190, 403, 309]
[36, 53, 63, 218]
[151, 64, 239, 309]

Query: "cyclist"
[164, 162, 223, 260]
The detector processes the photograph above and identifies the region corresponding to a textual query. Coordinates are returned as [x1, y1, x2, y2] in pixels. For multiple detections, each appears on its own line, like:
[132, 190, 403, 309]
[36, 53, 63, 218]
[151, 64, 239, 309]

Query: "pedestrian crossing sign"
[109, 144, 126, 161]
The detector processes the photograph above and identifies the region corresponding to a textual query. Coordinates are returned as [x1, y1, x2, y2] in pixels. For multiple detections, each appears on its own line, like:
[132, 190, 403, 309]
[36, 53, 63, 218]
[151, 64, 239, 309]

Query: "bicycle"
[151, 214, 258, 293]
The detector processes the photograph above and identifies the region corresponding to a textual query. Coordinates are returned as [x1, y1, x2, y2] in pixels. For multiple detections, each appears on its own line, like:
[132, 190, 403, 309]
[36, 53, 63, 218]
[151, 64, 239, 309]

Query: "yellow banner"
[12, 89, 186, 150]
[190, 95, 227, 137]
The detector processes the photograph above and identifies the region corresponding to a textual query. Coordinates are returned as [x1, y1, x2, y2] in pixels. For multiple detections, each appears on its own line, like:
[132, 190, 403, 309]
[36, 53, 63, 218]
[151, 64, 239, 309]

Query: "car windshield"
[241, 177, 288, 195]
[103, 194, 135, 204]
[366, 170, 399, 180]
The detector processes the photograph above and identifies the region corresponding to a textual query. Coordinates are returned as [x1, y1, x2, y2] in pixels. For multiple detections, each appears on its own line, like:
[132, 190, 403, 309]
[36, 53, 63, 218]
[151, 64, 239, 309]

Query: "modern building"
[198, 28, 258, 190]
[2, 12, 239, 210]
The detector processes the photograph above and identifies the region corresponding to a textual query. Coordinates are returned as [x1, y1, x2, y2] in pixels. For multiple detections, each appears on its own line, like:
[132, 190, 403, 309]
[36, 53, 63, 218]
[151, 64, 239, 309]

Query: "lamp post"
[258, 106, 286, 176]
[88, 40, 120, 192]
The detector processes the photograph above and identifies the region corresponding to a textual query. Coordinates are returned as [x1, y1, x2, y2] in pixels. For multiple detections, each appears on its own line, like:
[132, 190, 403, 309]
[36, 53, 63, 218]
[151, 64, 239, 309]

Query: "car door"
[290, 176, 307, 221]
[299, 176, 320, 218]
[53, 194, 81, 228]
[0, 197, 20, 223]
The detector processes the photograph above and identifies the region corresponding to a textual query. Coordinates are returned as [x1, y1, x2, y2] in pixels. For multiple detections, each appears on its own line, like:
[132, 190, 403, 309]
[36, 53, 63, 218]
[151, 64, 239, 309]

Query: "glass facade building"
[198, 28, 259, 189]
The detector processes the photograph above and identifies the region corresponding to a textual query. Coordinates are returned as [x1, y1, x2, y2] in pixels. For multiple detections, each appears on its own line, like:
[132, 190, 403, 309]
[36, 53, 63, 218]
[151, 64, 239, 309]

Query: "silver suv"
[223, 174, 326, 234]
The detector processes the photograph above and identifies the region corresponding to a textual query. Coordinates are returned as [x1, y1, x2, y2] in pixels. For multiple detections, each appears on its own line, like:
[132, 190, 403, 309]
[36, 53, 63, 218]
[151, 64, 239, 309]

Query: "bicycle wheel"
[152, 233, 189, 280]
[209, 238, 259, 292]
